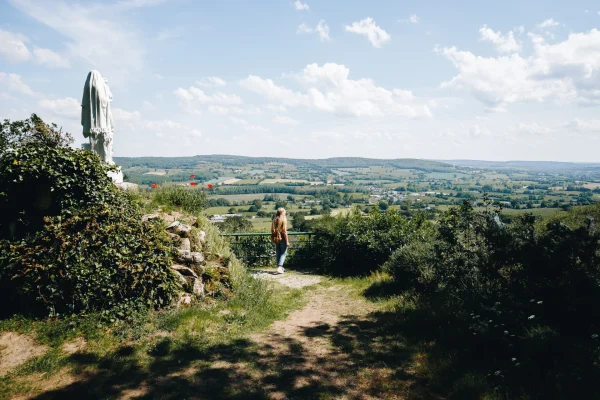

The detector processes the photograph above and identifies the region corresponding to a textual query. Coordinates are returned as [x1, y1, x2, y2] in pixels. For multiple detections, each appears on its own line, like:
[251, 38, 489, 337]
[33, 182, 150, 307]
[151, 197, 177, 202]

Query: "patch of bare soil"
[61, 338, 87, 355]
[251, 269, 322, 289]
[0, 332, 48, 377]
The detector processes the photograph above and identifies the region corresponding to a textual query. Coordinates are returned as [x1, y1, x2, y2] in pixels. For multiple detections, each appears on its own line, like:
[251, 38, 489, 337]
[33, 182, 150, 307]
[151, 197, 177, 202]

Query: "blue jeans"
[275, 241, 288, 266]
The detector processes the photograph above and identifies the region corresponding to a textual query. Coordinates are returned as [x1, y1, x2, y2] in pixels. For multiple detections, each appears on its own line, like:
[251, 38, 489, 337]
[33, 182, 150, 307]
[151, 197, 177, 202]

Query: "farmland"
[117, 155, 600, 231]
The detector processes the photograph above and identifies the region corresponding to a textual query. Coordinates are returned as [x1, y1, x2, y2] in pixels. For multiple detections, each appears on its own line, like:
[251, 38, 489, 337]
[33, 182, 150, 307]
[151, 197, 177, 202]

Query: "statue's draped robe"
[82, 70, 114, 164]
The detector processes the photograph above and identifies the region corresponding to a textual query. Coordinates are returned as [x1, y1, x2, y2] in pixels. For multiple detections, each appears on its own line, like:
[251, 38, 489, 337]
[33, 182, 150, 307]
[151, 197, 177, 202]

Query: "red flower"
[208, 183, 214, 189]
[189, 174, 195, 179]
[190, 182, 197, 186]
[151, 183, 158, 189]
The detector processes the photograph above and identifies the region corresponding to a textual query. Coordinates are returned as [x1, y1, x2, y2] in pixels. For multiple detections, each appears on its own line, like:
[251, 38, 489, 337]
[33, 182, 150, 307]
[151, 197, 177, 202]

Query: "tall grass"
[152, 186, 209, 214]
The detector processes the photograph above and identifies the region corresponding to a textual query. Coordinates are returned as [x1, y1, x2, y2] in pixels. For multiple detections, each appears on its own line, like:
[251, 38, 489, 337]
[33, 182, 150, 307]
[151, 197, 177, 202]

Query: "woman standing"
[271, 207, 290, 274]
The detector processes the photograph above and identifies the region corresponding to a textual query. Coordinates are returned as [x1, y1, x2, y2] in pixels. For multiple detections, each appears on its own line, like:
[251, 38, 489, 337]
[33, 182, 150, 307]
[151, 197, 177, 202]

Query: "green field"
[209, 193, 300, 202]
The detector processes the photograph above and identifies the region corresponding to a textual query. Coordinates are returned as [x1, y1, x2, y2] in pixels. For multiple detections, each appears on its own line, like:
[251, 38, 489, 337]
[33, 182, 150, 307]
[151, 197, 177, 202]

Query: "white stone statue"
[81, 70, 122, 183]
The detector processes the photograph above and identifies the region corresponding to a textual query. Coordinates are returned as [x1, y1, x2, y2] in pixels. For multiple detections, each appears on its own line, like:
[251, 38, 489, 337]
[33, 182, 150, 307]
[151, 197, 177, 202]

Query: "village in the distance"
[116, 155, 600, 231]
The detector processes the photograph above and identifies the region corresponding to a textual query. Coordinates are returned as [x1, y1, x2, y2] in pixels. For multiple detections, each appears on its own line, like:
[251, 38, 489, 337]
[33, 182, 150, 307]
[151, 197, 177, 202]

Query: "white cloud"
[32, 48, 70, 68]
[517, 25, 525, 35]
[196, 76, 227, 87]
[0, 29, 31, 62]
[409, 14, 419, 23]
[297, 20, 330, 41]
[537, 18, 560, 29]
[240, 63, 431, 118]
[345, 17, 390, 48]
[297, 23, 313, 34]
[439, 28, 600, 110]
[479, 25, 521, 53]
[293, 0, 309, 11]
[8, 0, 158, 82]
[0, 72, 36, 96]
[273, 115, 299, 125]
[316, 20, 330, 41]
[38, 97, 80, 117]
[0, 28, 69, 68]
[515, 122, 551, 135]
[175, 85, 243, 115]
[113, 108, 201, 139]
[154, 73, 164, 80]
[175, 87, 242, 105]
[564, 118, 600, 132]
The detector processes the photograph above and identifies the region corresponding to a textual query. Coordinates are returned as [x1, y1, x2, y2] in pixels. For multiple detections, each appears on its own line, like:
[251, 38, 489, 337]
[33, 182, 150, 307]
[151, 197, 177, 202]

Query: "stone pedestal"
[107, 167, 124, 184]
[81, 143, 123, 184]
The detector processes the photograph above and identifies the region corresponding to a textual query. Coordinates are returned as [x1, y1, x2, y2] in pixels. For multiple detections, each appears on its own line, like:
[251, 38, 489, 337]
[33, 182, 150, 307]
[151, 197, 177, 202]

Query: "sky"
[1, 0, 600, 162]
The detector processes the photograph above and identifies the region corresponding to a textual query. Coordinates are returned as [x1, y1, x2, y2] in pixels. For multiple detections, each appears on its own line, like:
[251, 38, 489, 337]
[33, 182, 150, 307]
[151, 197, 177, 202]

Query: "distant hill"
[114, 155, 455, 172]
[441, 160, 600, 172]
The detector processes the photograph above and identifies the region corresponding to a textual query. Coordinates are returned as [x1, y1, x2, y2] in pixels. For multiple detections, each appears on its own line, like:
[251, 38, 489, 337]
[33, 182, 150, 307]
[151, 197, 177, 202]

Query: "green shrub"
[290, 207, 433, 276]
[0, 203, 178, 317]
[383, 200, 600, 397]
[152, 186, 209, 213]
[0, 115, 179, 319]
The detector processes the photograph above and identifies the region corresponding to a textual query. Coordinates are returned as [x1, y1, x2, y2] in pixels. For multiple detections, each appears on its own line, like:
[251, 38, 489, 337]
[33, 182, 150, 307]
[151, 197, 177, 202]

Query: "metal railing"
[223, 232, 315, 267]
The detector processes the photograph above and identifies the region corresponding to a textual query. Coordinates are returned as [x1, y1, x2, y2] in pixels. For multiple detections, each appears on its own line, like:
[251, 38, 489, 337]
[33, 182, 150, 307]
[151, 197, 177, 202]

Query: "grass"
[0, 210, 306, 400]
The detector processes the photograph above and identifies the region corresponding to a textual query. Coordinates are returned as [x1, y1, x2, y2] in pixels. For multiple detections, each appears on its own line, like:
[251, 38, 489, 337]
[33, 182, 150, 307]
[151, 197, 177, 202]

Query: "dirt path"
[5, 272, 428, 400]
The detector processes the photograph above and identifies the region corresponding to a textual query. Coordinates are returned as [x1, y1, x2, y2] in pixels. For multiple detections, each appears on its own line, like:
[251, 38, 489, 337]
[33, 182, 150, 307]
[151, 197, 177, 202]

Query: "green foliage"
[291, 207, 433, 276]
[0, 128, 115, 239]
[152, 186, 209, 213]
[0, 116, 179, 320]
[1, 114, 73, 153]
[218, 216, 253, 233]
[382, 200, 600, 397]
[0, 200, 179, 318]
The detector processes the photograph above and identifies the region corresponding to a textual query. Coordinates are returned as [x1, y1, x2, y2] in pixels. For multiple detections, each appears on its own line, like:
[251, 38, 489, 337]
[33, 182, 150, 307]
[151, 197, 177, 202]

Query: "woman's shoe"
[277, 266, 284, 274]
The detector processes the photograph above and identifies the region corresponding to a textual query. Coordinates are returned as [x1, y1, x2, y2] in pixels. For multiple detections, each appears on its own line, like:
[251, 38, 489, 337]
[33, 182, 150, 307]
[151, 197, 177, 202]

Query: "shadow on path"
[31, 310, 436, 400]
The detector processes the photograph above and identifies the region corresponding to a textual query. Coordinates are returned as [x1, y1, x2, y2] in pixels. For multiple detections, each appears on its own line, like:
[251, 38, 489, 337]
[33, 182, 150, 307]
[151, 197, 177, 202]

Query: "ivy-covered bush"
[1, 117, 118, 239]
[0, 115, 179, 318]
[0, 204, 178, 317]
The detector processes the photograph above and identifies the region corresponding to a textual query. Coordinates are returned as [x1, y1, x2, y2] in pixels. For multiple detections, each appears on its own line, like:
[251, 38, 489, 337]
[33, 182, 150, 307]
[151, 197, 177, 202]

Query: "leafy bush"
[0, 122, 117, 240]
[291, 207, 433, 276]
[0, 204, 178, 317]
[152, 186, 209, 213]
[0, 115, 179, 319]
[383, 200, 600, 397]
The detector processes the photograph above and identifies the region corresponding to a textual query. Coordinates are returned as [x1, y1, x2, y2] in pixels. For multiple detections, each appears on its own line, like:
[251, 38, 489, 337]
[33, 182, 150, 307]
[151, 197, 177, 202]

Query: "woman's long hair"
[271, 207, 287, 233]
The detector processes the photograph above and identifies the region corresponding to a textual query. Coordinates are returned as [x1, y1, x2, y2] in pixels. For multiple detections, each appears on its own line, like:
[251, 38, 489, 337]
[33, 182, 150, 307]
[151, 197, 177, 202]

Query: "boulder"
[197, 230, 206, 243]
[173, 270, 188, 288]
[175, 250, 191, 264]
[166, 221, 181, 232]
[177, 224, 192, 238]
[175, 250, 204, 265]
[192, 278, 204, 296]
[191, 252, 204, 264]
[178, 294, 193, 307]
[171, 264, 198, 278]
[142, 214, 159, 223]
[179, 238, 191, 251]
[166, 221, 192, 238]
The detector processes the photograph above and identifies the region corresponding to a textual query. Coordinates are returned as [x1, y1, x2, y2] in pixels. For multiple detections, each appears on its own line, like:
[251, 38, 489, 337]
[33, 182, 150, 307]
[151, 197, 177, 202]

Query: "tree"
[378, 201, 389, 211]
[1, 114, 73, 153]
[228, 207, 236, 214]
[274, 200, 288, 210]
[310, 207, 319, 215]
[219, 216, 252, 233]
[251, 199, 263, 209]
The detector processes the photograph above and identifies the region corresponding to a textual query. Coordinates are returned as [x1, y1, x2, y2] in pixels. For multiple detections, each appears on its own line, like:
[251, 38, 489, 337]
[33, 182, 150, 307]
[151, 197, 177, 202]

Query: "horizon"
[2, 0, 600, 162]
[113, 153, 600, 165]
